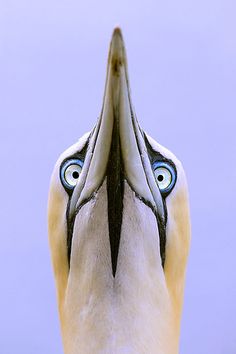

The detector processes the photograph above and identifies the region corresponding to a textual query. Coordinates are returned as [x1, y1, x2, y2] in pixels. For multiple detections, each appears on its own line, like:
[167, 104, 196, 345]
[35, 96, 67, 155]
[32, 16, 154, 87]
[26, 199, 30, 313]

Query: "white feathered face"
[48, 29, 190, 333]
[55, 133, 178, 272]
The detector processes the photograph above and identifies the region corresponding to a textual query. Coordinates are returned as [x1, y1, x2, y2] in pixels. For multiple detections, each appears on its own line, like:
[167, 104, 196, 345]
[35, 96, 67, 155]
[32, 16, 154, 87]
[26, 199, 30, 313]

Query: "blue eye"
[152, 161, 176, 194]
[60, 159, 83, 190]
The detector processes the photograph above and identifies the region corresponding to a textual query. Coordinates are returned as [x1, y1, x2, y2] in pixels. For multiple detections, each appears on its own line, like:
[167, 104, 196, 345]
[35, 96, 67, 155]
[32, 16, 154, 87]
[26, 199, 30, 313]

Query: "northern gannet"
[48, 28, 191, 354]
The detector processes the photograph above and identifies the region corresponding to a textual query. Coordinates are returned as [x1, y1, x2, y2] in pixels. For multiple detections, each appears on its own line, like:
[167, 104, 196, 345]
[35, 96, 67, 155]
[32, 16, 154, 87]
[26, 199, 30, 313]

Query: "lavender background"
[0, 0, 235, 353]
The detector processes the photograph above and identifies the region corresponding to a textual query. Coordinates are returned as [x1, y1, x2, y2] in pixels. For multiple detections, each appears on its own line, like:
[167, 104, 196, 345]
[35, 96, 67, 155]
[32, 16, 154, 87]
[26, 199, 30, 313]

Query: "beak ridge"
[73, 28, 163, 220]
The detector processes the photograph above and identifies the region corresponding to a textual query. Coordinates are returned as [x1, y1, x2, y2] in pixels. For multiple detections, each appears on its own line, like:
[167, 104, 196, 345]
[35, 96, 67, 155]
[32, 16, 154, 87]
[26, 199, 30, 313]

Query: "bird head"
[48, 28, 190, 354]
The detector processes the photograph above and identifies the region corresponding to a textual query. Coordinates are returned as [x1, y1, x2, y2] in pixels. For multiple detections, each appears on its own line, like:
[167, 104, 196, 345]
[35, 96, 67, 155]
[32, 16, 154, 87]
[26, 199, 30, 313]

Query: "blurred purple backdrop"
[0, 0, 235, 353]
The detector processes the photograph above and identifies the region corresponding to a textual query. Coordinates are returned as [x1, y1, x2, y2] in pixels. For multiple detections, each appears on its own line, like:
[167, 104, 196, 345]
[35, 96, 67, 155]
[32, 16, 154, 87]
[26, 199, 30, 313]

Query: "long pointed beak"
[70, 28, 164, 217]
[66, 28, 166, 275]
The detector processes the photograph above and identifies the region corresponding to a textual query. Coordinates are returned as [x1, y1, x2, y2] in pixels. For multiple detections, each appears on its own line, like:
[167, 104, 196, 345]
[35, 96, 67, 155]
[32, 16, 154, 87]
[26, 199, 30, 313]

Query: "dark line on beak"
[106, 113, 124, 277]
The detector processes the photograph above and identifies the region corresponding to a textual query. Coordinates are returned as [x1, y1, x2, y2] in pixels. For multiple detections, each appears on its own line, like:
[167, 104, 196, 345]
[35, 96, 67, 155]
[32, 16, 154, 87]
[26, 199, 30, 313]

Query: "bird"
[48, 28, 191, 354]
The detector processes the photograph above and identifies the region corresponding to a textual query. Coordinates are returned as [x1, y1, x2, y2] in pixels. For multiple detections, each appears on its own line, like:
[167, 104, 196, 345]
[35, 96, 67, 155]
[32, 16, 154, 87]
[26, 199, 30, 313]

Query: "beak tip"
[109, 27, 127, 74]
[111, 26, 124, 49]
[112, 26, 123, 38]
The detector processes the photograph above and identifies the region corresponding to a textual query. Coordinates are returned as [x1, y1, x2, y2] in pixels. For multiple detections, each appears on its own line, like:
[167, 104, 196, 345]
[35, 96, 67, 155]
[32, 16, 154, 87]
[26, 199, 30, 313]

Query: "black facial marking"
[62, 128, 177, 271]
[144, 133, 177, 266]
[62, 141, 89, 262]
[66, 209, 75, 264]
[157, 203, 168, 267]
[106, 117, 124, 277]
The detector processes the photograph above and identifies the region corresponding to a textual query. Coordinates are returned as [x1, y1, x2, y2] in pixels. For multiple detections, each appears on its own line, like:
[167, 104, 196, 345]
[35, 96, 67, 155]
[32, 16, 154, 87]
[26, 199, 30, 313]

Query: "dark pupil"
[158, 174, 164, 182]
[72, 171, 79, 179]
